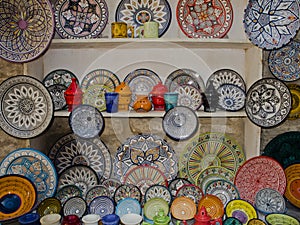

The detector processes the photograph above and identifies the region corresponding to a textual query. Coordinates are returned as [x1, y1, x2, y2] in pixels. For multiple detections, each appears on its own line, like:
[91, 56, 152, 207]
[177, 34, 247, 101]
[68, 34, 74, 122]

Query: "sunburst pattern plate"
[179, 132, 245, 183]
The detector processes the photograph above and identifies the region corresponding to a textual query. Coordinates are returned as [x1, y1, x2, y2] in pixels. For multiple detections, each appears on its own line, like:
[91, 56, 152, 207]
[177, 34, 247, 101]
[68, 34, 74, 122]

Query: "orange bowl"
[198, 194, 224, 220]
[0, 175, 37, 222]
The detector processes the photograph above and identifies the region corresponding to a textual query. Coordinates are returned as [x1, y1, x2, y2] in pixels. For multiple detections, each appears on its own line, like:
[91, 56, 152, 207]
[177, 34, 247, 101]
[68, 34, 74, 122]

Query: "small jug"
[194, 207, 222, 225]
[133, 95, 152, 112]
[153, 209, 170, 225]
[61, 214, 81, 225]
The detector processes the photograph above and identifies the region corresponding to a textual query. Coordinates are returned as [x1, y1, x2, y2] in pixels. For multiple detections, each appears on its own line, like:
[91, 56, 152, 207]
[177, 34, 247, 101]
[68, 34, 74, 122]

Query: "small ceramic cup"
[19, 213, 40, 225]
[121, 213, 143, 225]
[111, 22, 134, 38]
[40, 213, 61, 225]
[164, 92, 178, 111]
[105, 92, 119, 113]
[82, 214, 101, 225]
[144, 21, 159, 38]
[102, 214, 120, 225]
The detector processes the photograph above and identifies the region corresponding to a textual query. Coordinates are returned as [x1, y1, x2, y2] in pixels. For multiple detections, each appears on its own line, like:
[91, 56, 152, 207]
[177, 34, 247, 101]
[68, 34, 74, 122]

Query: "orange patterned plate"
[198, 194, 224, 220]
[171, 196, 196, 221]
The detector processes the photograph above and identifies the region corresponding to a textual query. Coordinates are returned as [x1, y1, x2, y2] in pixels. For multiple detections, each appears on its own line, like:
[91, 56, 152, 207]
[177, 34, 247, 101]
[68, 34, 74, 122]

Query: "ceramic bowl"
[0, 174, 37, 222]
[37, 197, 62, 217]
[18, 213, 40, 225]
[40, 213, 61, 225]
[121, 213, 143, 225]
[170, 196, 196, 221]
[143, 197, 169, 221]
[198, 194, 224, 220]
[265, 213, 299, 225]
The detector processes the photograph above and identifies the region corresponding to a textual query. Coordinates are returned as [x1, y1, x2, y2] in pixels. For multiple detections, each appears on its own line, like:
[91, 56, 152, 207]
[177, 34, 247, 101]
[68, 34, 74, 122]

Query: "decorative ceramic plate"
[225, 199, 257, 225]
[205, 179, 239, 207]
[102, 178, 121, 198]
[123, 165, 168, 197]
[124, 69, 162, 107]
[162, 106, 199, 141]
[43, 69, 78, 88]
[37, 197, 62, 217]
[265, 213, 300, 225]
[268, 40, 300, 81]
[55, 185, 82, 206]
[198, 194, 224, 220]
[0, 0, 54, 62]
[85, 185, 110, 205]
[88, 196, 115, 218]
[57, 165, 99, 197]
[243, 0, 299, 50]
[145, 185, 172, 205]
[168, 178, 191, 198]
[287, 84, 300, 120]
[170, 196, 196, 221]
[82, 84, 113, 112]
[113, 184, 142, 204]
[115, 0, 171, 37]
[247, 218, 266, 225]
[174, 86, 203, 110]
[69, 104, 105, 139]
[176, 0, 233, 38]
[254, 188, 286, 214]
[0, 76, 54, 138]
[217, 84, 246, 111]
[245, 78, 292, 128]
[263, 131, 300, 168]
[284, 163, 300, 180]
[114, 133, 178, 182]
[47, 84, 67, 111]
[0, 174, 37, 222]
[81, 69, 120, 93]
[223, 217, 242, 225]
[115, 197, 142, 218]
[54, 0, 108, 38]
[165, 69, 205, 93]
[176, 184, 203, 205]
[63, 196, 87, 218]
[0, 148, 57, 203]
[51, 133, 112, 182]
[143, 198, 169, 221]
[234, 156, 286, 205]
[196, 166, 235, 192]
[284, 168, 300, 208]
[179, 132, 245, 183]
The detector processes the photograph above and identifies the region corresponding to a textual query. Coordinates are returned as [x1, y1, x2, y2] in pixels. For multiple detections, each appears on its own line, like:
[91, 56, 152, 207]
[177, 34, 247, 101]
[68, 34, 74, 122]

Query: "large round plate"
[114, 133, 178, 182]
[162, 106, 199, 141]
[205, 179, 240, 207]
[124, 69, 162, 107]
[206, 69, 246, 91]
[165, 69, 205, 93]
[198, 194, 224, 220]
[113, 184, 142, 204]
[88, 196, 115, 219]
[284, 164, 300, 208]
[245, 78, 292, 128]
[0, 75, 54, 139]
[176, 0, 233, 38]
[234, 156, 286, 205]
[54, 0, 108, 39]
[69, 104, 105, 139]
[287, 84, 300, 120]
[57, 165, 99, 197]
[265, 213, 299, 225]
[217, 84, 246, 111]
[51, 133, 112, 182]
[0, 174, 37, 222]
[0, 0, 54, 62]
[243, 0, 300, 50]
[174, 86, 203, 110]
[262, 131, 300, 169]
[115, 197, 141, 218]
[145, 185, 172, 205]
[115, 0, 171, 37]
[268, 40, 300, 81]
[81, 69, 120, 93]
[225, 199, 257, 225]
[179, 132, 245, 183]
[0, 148, 57, 203]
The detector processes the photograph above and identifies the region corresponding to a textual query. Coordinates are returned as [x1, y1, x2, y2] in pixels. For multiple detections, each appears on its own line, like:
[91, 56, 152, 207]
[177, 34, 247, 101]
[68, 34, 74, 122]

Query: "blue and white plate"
[115, 197, 141, 218]
[63, 196, 87, 218]
[88, 196, 115, 219]
[217, 84, 246, 111]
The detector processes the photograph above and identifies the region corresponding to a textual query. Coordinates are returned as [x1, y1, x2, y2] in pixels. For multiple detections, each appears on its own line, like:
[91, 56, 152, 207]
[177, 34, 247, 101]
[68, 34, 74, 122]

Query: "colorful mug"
[111, 22, 134, 38]
[144, 21, 159, 38]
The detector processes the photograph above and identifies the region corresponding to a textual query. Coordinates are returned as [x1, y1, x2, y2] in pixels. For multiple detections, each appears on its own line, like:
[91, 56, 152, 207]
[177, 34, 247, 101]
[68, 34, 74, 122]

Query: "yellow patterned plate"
[287, 84, 300, 120]
[266, 213, 299, 225]
[0, 175, 37, 222]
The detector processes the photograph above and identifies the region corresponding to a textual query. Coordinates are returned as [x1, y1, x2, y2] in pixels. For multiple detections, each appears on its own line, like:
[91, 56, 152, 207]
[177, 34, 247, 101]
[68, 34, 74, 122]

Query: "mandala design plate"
[57, 165, 99, 197]
[198, 194, 224, 220]
[55, 185, 82, 206]
[0, 0, 54, 62]
[163, 106, 199, 141]
[165, 69, 205, 93]
[69, 104, 105, 139]
[115, 197, 141, 218]
[245, 78, 291, 128]
[263, 131, 300, 168]
[265, 213, 300, 225]
[115, 0, 171, 37]
[225, 199, 257, 225]
[63, 196, 87, 218]
[205, 179, 239, 207]
[234, 156, 286, 204]
[85, 185, 110, 205]
[217, 84, 246, 111]
[254, 188, 286, 214]
[179, 132, 245, 183]
[114, 133, 178, 182]
[176, 184, 203, 205]
[168, 178, 191, 198]
[145, 185, 172, 205]
[0, 76, 54, 139]
[268, 40, 300, 81]
[0, 175, 37, 222]
[88, 196, 115, 219]
[175, 86, 203, 110]
[176, 0, 233, 38]
[51, 133, 112, 182]
[124, 69, 162, 107]
[0, 148, 57, 203]
[287, 84, 300, 120]
[54, 0, 108, 38]
[81, 69, 120, 92]
[113, 184, 142, 203]
[243, 0, 299, 50]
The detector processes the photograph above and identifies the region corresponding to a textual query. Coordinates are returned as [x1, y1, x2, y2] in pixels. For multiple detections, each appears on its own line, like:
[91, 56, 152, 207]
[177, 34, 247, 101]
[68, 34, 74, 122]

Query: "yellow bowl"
[0, 175, 37, 222]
